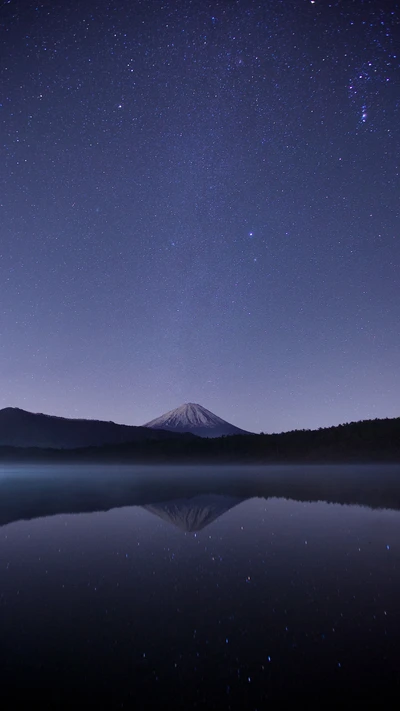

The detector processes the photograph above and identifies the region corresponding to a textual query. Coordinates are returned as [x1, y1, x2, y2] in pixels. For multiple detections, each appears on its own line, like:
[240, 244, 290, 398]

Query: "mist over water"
[1, 463, 400, 526]
[1, 464, 400, 706]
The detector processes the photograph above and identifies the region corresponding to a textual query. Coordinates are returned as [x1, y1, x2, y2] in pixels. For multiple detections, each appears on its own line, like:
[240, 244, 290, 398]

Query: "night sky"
[1, 0, 399, 434]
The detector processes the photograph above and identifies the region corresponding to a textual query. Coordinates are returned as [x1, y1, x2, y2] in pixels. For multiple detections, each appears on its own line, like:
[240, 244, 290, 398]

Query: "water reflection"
[143, 494, 244, 532]
[0, 463, 400, 527]
[1, 468, 400, 706]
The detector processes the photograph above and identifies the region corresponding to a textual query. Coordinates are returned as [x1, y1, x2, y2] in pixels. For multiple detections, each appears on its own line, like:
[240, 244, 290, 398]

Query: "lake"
[1, 464, 400, 707]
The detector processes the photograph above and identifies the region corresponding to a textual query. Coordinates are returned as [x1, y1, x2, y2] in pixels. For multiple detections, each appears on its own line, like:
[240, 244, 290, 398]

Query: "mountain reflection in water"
[1, 464, 400, 707]
[143, 494, 244, 532]
[1, 463, 400, 528]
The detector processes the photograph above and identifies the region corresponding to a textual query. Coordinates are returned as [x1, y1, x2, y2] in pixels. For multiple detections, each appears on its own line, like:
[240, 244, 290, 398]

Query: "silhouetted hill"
[0, 407, 196, 449]
[0, 415, 399, 462]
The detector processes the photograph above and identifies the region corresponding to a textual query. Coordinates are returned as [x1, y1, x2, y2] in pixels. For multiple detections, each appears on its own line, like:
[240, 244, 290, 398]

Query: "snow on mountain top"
[144, 403, 226, 429]
[143, 403, 250, 438]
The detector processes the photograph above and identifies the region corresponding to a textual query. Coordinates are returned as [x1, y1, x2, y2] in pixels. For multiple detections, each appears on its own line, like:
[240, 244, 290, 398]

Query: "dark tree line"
[1, 416, 399, 463]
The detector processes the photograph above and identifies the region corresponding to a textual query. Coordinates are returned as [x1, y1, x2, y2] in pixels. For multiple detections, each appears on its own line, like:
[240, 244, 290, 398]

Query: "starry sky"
[1, 0, 399, 434]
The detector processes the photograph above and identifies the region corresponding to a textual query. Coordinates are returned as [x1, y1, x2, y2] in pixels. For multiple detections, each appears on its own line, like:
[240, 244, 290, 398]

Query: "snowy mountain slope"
[143, 402, 251, 438]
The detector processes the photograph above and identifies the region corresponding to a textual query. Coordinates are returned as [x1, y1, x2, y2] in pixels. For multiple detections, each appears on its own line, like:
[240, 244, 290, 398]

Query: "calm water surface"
[1, 464, 400, 707]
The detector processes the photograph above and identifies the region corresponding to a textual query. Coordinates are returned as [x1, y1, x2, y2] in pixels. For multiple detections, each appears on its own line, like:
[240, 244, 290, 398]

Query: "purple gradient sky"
[1, 0, 399, 433]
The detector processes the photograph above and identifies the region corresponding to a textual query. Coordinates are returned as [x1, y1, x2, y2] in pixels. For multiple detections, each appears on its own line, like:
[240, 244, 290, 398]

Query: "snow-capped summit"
[143, 402, 251, 438]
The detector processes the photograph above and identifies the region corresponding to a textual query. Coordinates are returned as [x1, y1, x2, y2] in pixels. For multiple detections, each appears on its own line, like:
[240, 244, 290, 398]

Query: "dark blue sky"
[1, 0, 399, 433]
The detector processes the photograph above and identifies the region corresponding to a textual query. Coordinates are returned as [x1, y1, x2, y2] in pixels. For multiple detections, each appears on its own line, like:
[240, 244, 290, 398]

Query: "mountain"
[143, 402, 251, 438]
[0, 407, 195, 449]
[142, 494, 245, 532]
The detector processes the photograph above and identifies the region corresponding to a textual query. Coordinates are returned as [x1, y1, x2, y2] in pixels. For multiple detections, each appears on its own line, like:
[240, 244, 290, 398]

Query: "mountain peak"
[143, 403, 251, 438]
